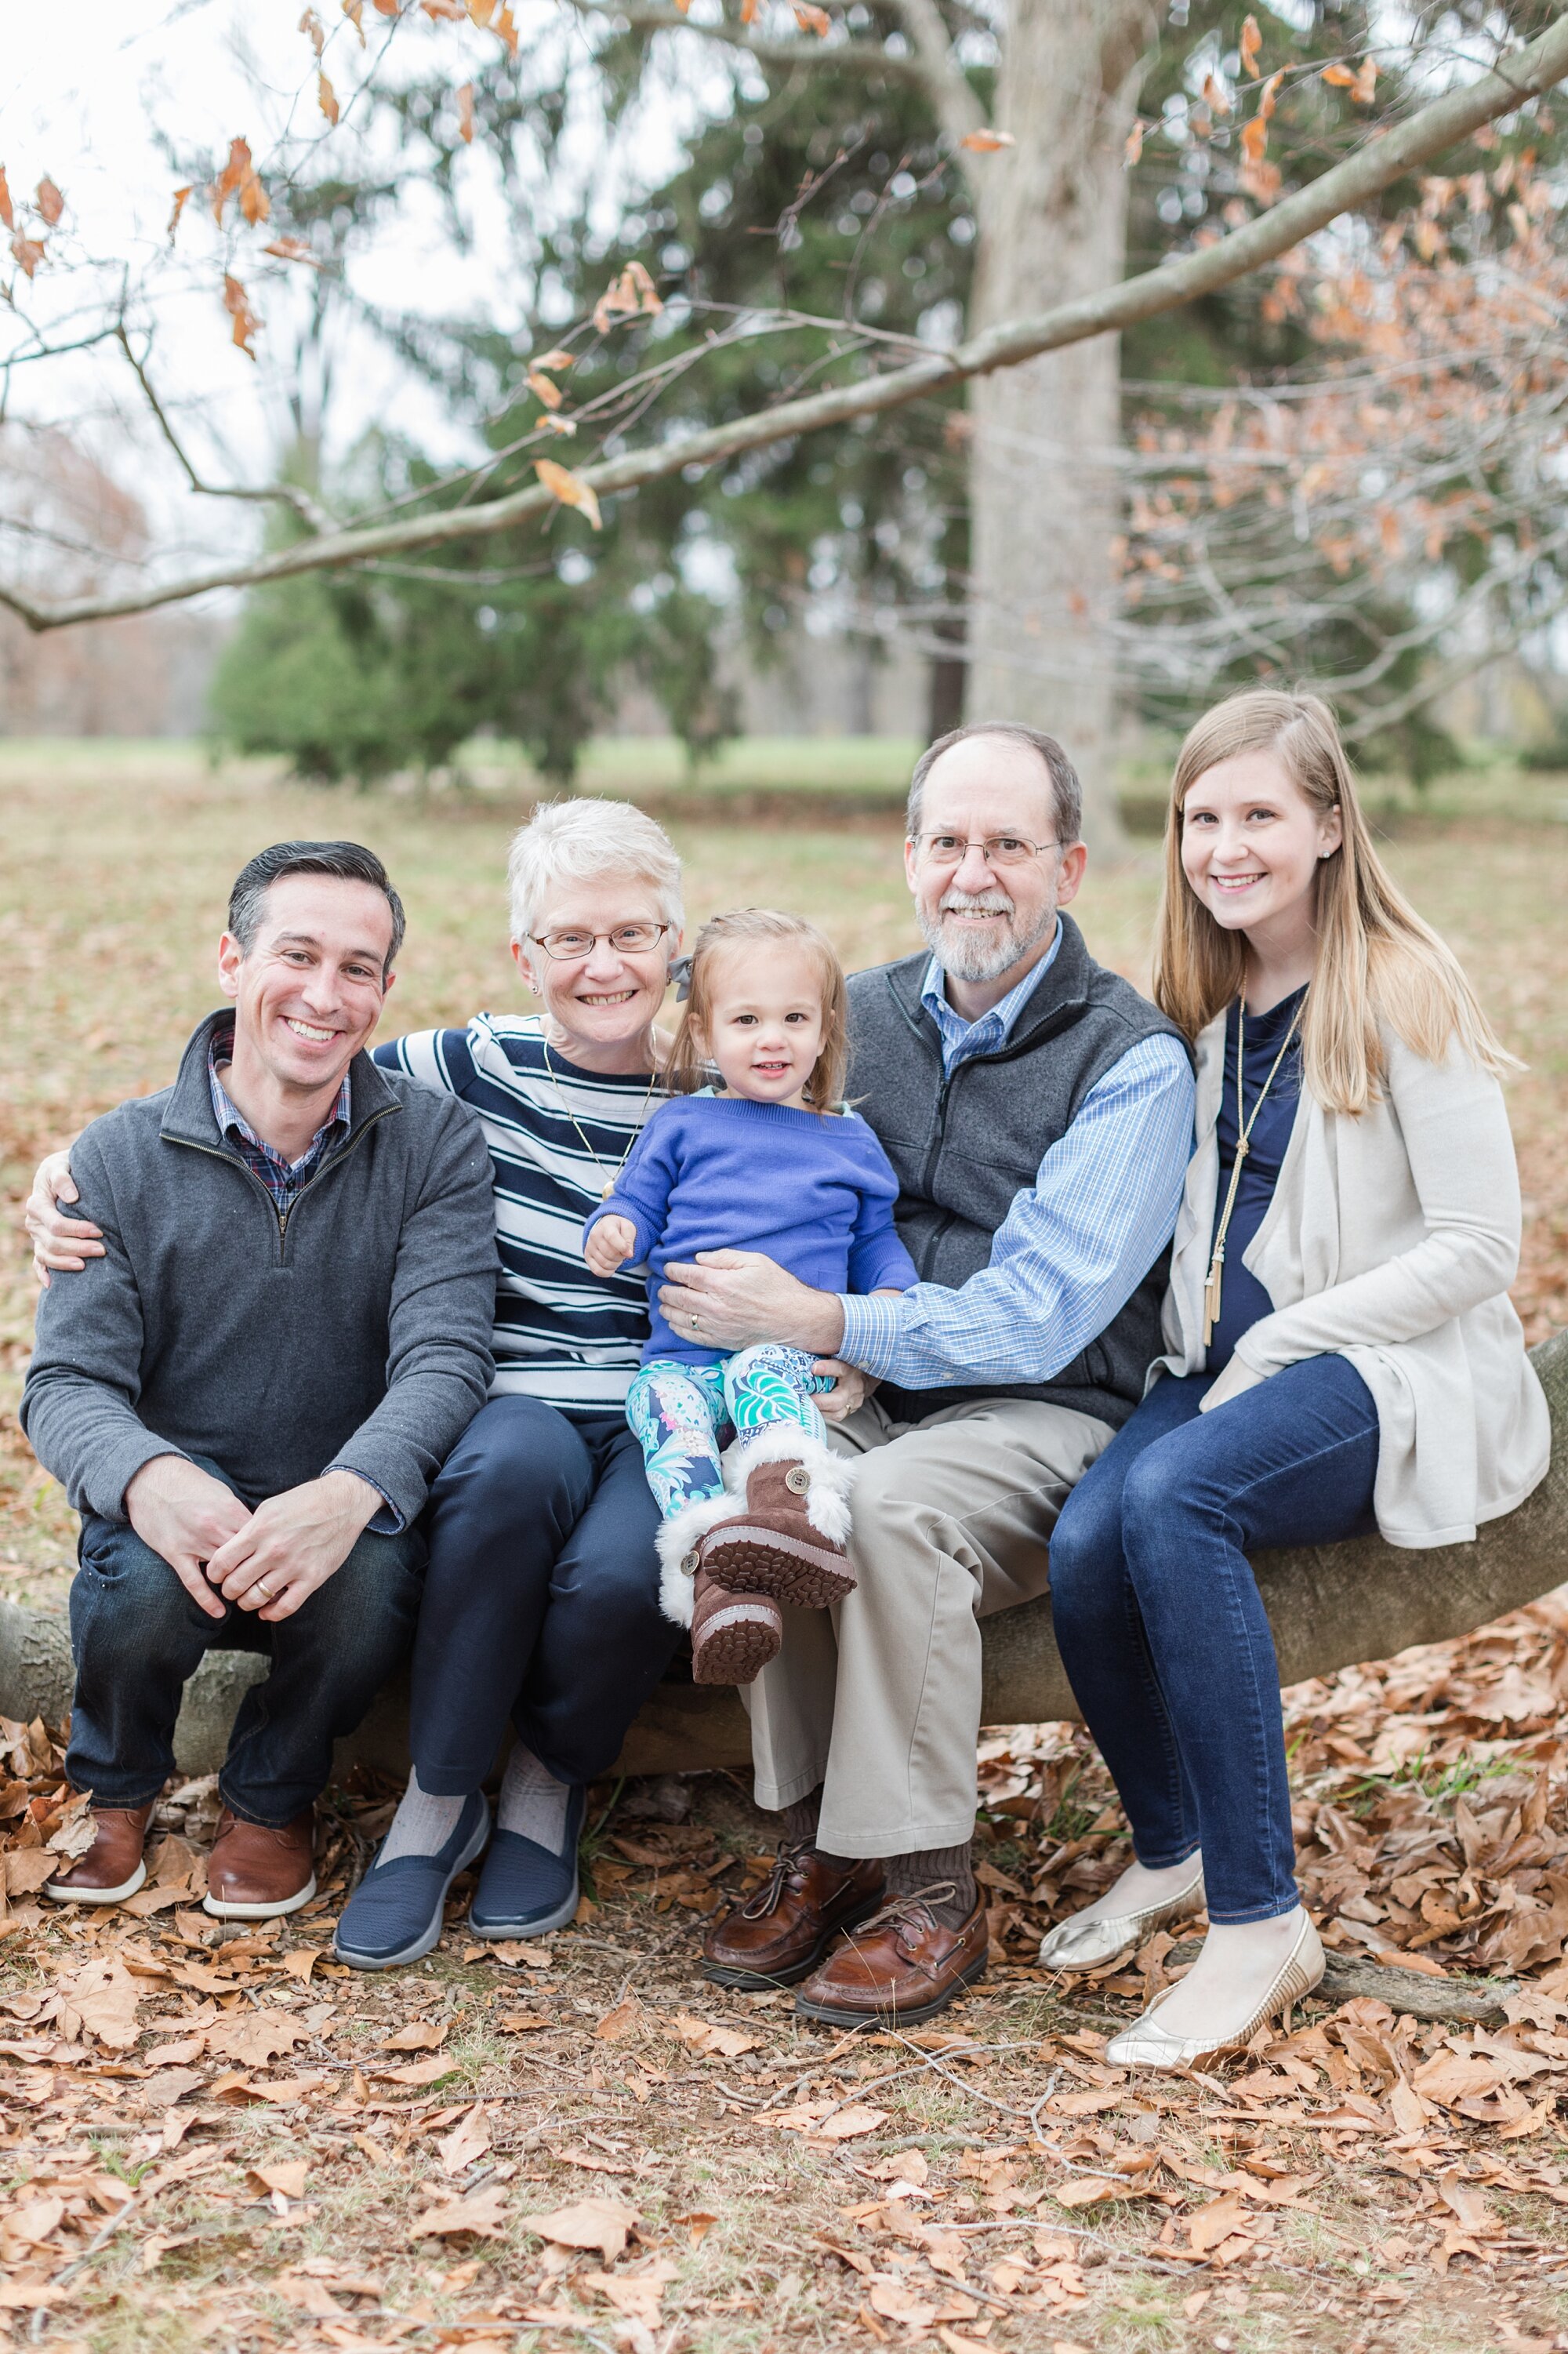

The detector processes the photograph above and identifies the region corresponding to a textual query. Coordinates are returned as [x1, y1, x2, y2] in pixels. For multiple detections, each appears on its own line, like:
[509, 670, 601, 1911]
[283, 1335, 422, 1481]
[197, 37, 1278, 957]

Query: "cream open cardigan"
[1155, 1009, 1551, 1550]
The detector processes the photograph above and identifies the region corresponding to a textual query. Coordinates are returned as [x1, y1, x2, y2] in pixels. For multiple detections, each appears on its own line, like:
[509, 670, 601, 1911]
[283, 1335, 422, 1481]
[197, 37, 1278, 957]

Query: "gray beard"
[918, 894, 1058, 987]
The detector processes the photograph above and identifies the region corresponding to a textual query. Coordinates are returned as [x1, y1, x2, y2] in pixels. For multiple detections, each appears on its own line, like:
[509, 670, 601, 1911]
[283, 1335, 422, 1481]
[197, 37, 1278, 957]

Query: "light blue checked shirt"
[837, 935, 1196, 1392]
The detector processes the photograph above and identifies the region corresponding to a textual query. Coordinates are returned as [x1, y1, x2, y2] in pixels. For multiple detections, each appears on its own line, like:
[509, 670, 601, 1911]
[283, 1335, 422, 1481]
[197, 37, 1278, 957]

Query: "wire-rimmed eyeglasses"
[912, 831, 1061, 870]
[527, 923, 673, 962]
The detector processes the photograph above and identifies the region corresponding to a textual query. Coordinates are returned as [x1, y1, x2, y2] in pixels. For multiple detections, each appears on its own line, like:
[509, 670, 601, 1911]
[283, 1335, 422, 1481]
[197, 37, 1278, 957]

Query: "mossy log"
[2, 1331, 1564, 1783]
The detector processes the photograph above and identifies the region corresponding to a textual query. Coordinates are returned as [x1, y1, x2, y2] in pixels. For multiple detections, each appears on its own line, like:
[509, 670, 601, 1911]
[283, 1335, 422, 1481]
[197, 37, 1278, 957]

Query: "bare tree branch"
[113, 328, 335, 535]
[8, 9, 1568, 634]
[1341, 618, 1568, 743]
[564, 0, 941, 91]
[885, 0, 989, 156]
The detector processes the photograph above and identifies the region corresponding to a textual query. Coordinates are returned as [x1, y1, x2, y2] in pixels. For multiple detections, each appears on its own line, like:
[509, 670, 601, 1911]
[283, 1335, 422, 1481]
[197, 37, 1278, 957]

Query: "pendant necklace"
[1202, 991, 1305, 1347]
[540, 1034, 659, 1201]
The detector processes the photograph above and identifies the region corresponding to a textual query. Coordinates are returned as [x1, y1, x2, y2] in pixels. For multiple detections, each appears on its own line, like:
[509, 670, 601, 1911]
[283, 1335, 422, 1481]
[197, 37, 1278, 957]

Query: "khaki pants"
[742, 1393, 1115, 1858]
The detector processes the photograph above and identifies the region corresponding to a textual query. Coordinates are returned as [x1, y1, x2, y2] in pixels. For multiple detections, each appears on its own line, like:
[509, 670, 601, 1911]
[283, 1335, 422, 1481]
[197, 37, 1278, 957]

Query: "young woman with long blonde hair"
[1045, 687, 1549, 2067]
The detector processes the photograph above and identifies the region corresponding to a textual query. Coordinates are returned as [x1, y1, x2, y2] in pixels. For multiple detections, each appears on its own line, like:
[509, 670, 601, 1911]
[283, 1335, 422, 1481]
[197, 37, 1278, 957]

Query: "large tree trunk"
[965, 0, 1152, 855]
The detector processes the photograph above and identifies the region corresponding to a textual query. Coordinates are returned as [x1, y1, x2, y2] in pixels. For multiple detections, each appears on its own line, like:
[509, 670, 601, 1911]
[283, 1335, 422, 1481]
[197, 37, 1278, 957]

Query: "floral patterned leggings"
[625, 1343, 829, 1520]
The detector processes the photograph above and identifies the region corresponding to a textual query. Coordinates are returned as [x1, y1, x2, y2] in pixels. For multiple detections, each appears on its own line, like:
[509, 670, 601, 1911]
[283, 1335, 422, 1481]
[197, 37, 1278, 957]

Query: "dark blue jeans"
[410, 1396, 678, 1794]
[67, 1513, 425, 1825]
[1047, 1357, 1379, 1922]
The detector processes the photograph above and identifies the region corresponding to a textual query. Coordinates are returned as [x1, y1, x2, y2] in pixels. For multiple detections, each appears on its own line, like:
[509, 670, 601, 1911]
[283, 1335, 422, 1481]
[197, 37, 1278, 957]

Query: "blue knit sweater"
[583, 1092, 918, 1366]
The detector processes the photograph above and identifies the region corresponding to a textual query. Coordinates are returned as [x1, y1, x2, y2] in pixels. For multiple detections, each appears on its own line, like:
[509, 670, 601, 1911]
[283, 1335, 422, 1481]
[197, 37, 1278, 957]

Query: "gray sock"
[782, 1786, 857, 1875]
[379, 1767, 469, 1864]
[884, 1844, 976, 1929]
[498, 1742, 572, 1851]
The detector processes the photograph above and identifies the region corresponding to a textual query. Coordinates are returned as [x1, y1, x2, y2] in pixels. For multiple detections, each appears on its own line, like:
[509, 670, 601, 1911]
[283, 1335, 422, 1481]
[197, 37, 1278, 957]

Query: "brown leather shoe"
[204, 1805, 317, 1920]
[45, 1800, 156, 1905]
[793, 1887, 989, 2026]
[702, 1841, 885, 1989]
[702, 1435, 856, 1611]
[689, 1565, 782, 1687]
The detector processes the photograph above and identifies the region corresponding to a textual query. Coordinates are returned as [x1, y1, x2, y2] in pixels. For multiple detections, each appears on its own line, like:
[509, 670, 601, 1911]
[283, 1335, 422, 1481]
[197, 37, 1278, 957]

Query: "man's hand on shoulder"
[205, 1469, 383, 1622]
[125, 1456, 252, 1621]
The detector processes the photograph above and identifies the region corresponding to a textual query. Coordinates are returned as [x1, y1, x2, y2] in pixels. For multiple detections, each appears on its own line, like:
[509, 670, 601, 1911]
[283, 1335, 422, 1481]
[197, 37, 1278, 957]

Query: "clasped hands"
[125, 1455, 381, 1623]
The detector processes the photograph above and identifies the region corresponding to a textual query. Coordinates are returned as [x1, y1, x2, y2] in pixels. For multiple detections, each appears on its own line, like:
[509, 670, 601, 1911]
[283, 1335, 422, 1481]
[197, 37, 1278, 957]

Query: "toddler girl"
[583, 909, 916, 1686]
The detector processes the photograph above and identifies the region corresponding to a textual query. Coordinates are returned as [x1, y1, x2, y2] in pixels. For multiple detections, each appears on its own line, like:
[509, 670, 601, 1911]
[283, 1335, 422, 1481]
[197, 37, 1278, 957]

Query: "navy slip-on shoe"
[469, 1782, 586, 1940]
[333, 1790, 491, 1971]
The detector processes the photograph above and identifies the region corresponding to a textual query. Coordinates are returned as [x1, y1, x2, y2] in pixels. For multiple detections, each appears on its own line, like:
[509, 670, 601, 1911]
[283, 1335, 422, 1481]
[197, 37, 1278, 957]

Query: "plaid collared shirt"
[208, 1037, 352, 1224]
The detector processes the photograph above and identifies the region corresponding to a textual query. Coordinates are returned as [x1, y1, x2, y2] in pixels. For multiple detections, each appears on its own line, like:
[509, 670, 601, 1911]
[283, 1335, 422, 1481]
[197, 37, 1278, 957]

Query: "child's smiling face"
[694, 940, 828, 1110]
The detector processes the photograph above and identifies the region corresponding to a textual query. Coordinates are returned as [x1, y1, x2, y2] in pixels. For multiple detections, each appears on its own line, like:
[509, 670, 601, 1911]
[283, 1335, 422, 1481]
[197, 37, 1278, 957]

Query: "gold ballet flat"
[1036, 1858, 1206, 1973]
[1104, 1913, 1324, 2071]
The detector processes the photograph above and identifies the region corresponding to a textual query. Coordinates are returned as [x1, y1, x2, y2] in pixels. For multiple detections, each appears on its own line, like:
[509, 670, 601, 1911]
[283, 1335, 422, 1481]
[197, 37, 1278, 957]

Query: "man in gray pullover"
[21, 841, 497, 1919]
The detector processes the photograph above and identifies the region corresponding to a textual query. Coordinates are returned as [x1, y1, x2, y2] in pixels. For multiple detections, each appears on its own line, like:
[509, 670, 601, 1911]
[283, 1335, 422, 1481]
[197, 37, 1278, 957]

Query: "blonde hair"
[1152, 688, 1515, 1115]
[506, 797, 683, 943]
[665, 909, 849, 1113]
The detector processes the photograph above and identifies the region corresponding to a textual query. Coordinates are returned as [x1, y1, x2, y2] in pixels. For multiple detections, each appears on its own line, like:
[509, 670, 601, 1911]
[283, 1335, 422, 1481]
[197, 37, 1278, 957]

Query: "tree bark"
[966, 0, 1152, 853]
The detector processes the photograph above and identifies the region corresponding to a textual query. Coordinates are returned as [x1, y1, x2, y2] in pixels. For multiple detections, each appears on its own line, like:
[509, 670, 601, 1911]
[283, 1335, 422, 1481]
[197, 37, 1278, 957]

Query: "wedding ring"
[256, 1580, 273, 1600]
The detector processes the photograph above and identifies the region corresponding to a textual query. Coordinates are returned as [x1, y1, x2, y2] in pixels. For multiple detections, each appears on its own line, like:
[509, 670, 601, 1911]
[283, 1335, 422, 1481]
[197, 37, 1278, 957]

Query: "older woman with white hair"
[331, 799, 687, 1963]
[31, 797, 688, 1966]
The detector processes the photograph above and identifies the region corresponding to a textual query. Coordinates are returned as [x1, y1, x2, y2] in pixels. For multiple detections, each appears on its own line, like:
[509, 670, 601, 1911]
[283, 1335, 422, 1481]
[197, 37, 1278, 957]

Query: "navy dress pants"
[410, 1394, 677, 1794]
[1047, 1356, 1380, 1922]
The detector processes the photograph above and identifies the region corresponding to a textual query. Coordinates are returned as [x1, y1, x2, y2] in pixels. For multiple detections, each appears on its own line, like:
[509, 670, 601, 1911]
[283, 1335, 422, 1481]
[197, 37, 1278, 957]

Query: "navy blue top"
[1207, 986, 1306, 1375]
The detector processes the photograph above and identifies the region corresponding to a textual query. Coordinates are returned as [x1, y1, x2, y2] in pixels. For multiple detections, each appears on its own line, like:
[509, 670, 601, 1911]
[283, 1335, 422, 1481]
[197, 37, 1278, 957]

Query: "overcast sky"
[3, 0, 724, 591]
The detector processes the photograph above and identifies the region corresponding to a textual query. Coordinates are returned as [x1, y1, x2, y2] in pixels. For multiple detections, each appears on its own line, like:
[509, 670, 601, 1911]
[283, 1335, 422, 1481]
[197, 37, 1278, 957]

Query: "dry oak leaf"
[1240, 13, 1261, 75]
[4, 2197, 66, 2248]
[437, 2106, 491, 2176]
[584, 2259, 677, 2323]
[810, 2104, 888, 2141]
[5, 1851, 61, 1897]
[1187, 2192, 1248, 2255]
[381, 2018, 448, 2051]
[1411, 2050, 1504, 2109]
[375, 2056, 458, 2087]
[670, 2011, 759, 2058]
[457, 83, 475, 143]
[527, 369, 564, 410]
[0, 168, 13, 230]
[249, 2159, 310, 2200]
[960, 129, 1014, 153]
[1123, 118, 1145, 165]
[319, 71, 340, 125]
[344, 0, 366, 37]
[869, 2279, 938, 2330]
[594, 1999, 640, 2042]
[207, 2011, 309, 2066]
[10, 236, 45, 279]
[535, 459, 602, 531]
[793, 2, 830, 29]
[1052, 2176, 1124, 2210]
[591, 259, 662, 332]
[56, 1956, 141, 2049]
[521, 2196, 637, 2264]
[223, 274, 261, 358]
[408, 2185, 510, 2240]
[34, 177, 64, 227]
[265, 236, 322, 267]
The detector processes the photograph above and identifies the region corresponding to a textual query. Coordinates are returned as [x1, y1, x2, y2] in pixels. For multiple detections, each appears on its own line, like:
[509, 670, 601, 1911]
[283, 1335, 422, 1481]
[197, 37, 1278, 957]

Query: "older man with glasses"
[661, 722, 1197, 2025]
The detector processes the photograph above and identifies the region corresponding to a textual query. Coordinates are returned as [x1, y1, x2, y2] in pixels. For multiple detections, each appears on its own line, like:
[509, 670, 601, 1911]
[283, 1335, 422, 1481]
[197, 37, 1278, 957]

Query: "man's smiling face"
[218, 873, 394, 1096]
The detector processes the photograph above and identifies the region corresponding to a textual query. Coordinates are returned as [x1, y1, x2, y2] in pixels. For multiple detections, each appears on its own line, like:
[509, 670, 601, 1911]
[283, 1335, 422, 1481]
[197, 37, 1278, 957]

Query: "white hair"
[506, 797, 684, 944]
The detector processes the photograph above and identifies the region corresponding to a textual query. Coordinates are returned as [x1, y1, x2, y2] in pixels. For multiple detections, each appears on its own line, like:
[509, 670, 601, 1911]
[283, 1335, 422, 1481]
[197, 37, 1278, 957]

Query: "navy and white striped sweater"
[375, 1015, 659, 1417]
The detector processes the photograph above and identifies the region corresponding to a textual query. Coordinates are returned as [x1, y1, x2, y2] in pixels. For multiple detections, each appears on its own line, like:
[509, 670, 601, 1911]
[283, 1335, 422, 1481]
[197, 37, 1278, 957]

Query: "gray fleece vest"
[845, 914, 1190, 1429]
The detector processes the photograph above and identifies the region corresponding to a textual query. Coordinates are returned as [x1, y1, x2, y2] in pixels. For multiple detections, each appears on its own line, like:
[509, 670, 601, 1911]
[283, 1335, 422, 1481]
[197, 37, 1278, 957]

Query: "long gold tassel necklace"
[1201, 993, 1306, 1347]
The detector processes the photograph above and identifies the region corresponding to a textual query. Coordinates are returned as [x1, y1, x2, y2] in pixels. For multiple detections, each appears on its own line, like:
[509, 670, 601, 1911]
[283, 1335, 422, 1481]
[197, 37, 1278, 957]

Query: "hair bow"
[670, 952, 694, 1003]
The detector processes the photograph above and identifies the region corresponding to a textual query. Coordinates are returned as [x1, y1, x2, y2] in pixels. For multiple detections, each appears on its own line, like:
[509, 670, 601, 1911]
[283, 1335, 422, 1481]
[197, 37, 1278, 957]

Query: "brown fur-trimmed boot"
[699, 1428, 857, 1609]
[688, 1566, 783, 1687]
[653, 1488, 784, 1686]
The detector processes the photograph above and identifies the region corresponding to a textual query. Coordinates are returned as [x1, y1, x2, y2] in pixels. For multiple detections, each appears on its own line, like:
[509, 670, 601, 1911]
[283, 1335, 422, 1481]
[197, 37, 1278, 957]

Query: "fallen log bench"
[2, 1330, 1565, 1783]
